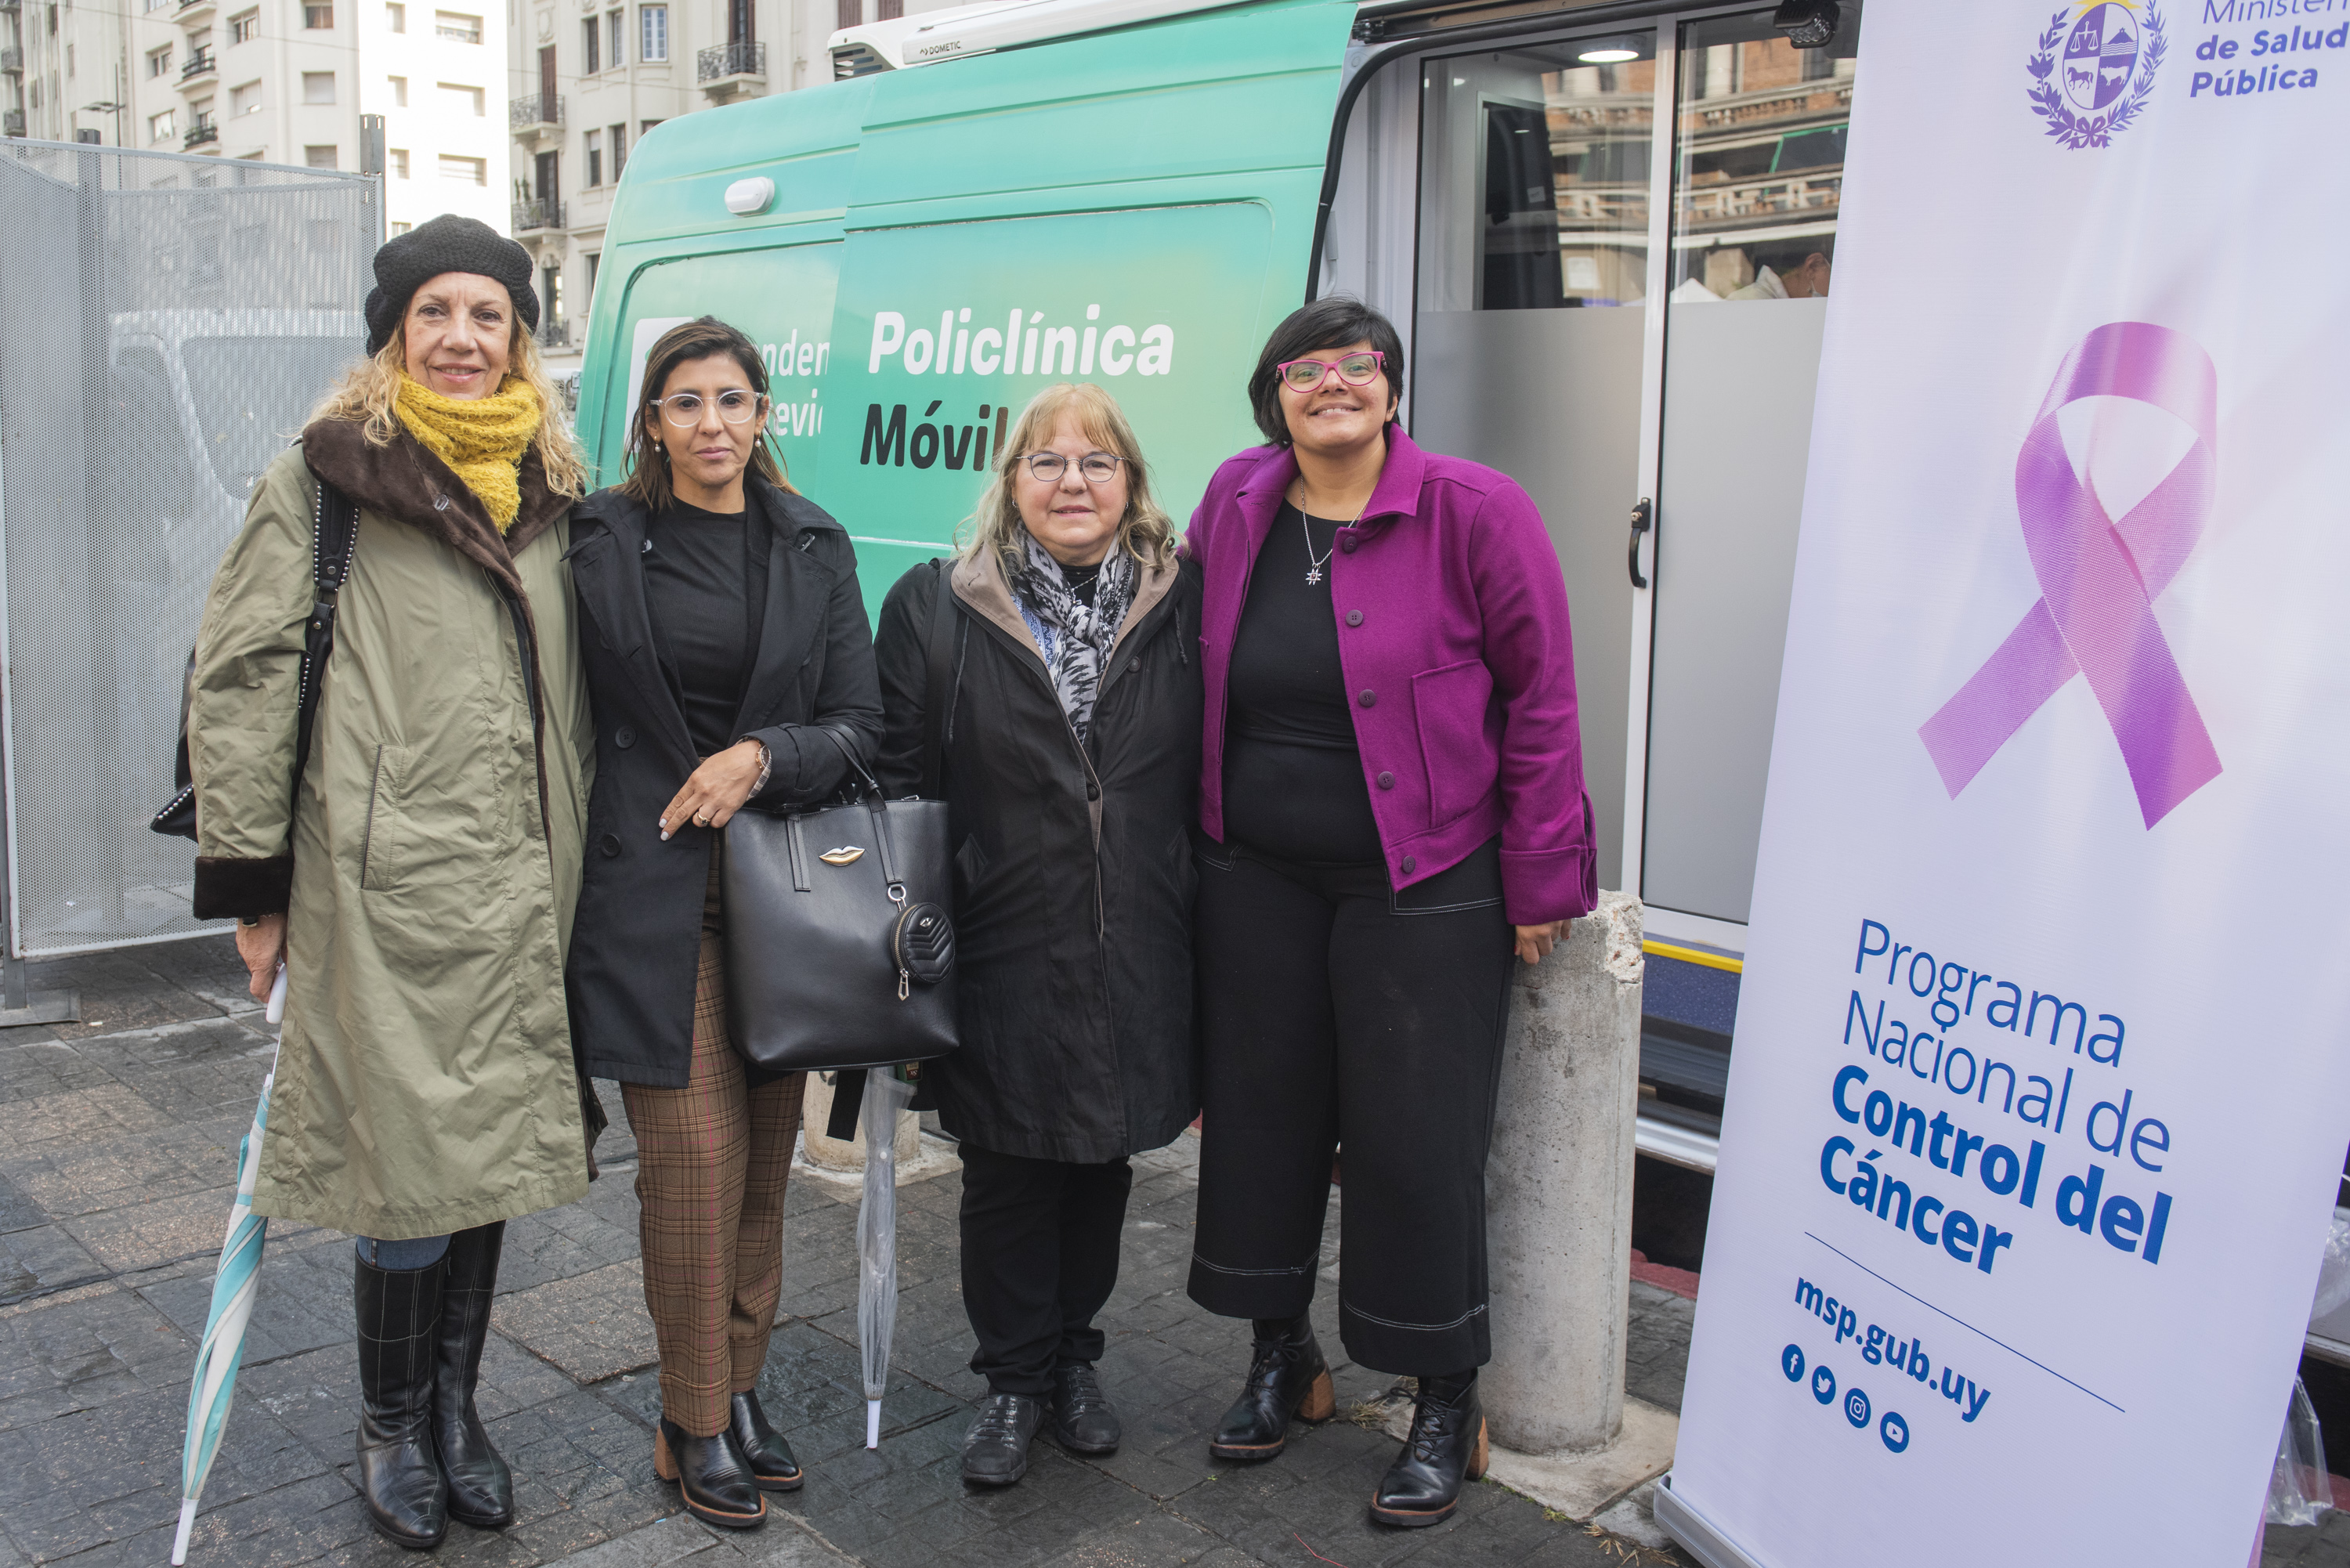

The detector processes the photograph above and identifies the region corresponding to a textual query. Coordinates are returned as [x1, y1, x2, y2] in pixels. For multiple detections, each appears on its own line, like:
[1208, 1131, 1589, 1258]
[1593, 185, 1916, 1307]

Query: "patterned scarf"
[1007, 534, 1137, 743]
[392, 372, 542, 531]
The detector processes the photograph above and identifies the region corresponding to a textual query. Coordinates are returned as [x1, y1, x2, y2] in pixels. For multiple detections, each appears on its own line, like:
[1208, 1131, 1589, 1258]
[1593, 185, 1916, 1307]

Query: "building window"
[391, 220, 411, 234]
[439, 153, 486, 183]
[877, 0, 899, 20]
[385, 1, 404, 28]
[303, 4, 332, 27]
[434, 9, 480, 42]
[230, 79, 261, 114]
[606, 9, 624, 67]
[304, 143, 336, 167]
[302, 70, 334, 103]
[608, 121, 624, 176]
[836, 0, 858, 28]
[439, 81, 483, 116]
[148, 108, 175, 142]
[67, 44, 75, 78]
[585, 250, 599, 303]
[580, 16, 598, 72]
[583, 128, 599, 186]
[229, 9, 258, 42]
[390, 146, 408, 176]
[388, 74, 406, 104]
[147, 45, 172, 76]
[638, 5, 665, 61]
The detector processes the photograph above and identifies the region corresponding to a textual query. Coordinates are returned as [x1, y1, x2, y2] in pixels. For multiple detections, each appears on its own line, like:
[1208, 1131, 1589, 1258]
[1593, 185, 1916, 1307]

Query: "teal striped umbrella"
[171, 968, 283, 1566]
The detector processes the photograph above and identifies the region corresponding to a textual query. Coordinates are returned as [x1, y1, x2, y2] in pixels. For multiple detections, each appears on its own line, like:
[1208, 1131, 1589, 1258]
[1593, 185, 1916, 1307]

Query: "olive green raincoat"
[188, 416, 595, 1239]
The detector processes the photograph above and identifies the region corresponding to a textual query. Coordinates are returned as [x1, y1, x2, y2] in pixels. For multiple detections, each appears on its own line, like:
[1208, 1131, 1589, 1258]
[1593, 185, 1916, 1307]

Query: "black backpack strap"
[291, 473, 361, 798]
[920, 556, 959, 800]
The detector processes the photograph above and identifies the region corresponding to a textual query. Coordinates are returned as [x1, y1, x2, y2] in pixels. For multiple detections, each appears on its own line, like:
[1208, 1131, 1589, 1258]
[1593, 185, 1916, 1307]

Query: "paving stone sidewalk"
[0, 936, 2330, 1567]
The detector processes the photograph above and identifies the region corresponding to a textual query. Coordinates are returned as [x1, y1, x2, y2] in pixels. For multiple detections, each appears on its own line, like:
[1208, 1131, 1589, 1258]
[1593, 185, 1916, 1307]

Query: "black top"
[643, 499, 771, 757]
[1222, 502, 1382, 865]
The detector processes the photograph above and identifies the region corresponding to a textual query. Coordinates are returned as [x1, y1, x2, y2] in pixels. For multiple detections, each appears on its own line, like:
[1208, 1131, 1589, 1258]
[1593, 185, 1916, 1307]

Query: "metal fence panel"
[0, 140, 376, 957]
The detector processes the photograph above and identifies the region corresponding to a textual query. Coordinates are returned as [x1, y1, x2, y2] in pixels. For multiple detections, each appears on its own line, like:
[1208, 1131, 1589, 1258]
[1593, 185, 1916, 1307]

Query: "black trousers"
[959, 1143, 1134, 1396]
[1187, 836, 1513, 1377]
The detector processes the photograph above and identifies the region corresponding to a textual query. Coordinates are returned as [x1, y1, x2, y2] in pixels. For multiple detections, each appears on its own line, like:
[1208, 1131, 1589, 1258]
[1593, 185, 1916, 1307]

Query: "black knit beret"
[363, 214, 540, 356]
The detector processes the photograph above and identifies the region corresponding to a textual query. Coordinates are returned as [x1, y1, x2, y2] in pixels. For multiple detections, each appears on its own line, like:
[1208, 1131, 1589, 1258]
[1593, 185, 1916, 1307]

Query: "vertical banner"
[1661, 5, 2350, 1565]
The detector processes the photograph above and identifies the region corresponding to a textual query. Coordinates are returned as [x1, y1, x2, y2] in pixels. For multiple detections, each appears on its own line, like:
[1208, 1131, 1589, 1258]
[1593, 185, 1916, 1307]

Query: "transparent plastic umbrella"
[171, 966, 285, 1565]
[856, 1068, 914, 1448]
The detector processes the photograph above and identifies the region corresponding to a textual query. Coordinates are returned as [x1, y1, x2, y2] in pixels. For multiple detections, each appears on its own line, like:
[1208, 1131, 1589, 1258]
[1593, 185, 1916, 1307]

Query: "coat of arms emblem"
[2027, 1, 2167, 148]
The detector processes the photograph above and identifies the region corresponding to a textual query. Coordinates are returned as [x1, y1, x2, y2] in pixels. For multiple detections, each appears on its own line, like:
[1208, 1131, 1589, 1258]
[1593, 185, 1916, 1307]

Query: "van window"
[180, 337, 360, 497]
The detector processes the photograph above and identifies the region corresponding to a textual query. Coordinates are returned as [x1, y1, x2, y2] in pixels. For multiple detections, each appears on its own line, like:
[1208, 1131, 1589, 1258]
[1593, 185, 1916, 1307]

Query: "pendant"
[1305, 565, 1323, 585]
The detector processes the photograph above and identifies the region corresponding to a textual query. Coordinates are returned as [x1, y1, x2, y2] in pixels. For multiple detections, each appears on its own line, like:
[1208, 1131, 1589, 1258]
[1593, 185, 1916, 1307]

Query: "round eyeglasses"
[1019, 451, 1125, 484]
[1276, 351, 1386, 392]
[649, 389, 764, 427]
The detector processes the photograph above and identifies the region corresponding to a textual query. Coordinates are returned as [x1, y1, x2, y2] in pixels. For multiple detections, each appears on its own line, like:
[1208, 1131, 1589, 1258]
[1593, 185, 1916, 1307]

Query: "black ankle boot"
[961, 1391, 1043, 1486]
[653, 1417, 767, 1529]
[1210, 1315, 1336, 1461]
[1048, 1362, 1120, 1455]
[432, 1223, 513, 1530]
[727, 1390, 803, 1491]
[1370, 1371, 1488, 1528]
[356, 1254, 450, 1550]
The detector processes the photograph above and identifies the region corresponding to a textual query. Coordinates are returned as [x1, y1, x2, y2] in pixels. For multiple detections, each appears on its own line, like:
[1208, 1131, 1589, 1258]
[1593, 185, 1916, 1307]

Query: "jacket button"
[1401, 855, 1416, 874]
[1340, 537, 1358, 554]
[1129, 657, 1141, 672]
[600, 833, 621, 858]
[1358, 689, 1376, 708]
[615, 726, 636, 749]
[1345, 609, 1363, 627]
[1376, 771, 1394, 789]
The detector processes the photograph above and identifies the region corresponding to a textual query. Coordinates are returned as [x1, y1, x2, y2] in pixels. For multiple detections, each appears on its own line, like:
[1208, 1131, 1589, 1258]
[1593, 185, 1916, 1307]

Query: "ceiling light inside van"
[1578, 48, 1638, 62]
[724, 176, 776, 216]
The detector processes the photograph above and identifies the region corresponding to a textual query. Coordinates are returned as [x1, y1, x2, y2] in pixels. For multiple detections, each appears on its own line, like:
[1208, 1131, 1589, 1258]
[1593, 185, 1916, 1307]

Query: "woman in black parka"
[875, 382, 1202, 1488]
[566, 318, 881, 1530]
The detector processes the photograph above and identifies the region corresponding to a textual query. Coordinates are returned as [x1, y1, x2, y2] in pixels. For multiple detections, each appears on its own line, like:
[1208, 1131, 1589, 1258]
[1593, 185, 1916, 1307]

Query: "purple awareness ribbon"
[1918, 322, 2222, 829]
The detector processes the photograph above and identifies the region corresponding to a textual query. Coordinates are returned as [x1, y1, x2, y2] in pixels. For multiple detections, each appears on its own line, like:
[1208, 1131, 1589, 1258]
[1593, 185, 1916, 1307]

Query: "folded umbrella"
[170, 966, 284, 1566]
[856, 1068, 915, 1448]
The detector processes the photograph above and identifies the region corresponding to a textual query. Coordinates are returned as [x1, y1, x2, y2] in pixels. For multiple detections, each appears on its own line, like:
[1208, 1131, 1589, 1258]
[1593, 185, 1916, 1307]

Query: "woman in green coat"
[188, 216, 596, 1552]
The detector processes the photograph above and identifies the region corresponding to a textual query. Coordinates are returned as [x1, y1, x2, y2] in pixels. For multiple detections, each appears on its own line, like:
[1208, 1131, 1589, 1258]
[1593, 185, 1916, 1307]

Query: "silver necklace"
[1294, 482, 1363, 586]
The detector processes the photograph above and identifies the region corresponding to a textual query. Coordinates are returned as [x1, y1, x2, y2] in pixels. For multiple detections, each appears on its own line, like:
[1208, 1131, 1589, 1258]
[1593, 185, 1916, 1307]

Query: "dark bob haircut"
[1246, 295, 1407, 447]
[620, 315, 796, 511]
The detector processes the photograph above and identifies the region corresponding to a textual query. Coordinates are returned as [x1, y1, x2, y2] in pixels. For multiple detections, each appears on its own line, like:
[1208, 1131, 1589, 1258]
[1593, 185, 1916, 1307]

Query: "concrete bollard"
[1482, 890, 1645, 1455]
[801, 1070, 922, 1172]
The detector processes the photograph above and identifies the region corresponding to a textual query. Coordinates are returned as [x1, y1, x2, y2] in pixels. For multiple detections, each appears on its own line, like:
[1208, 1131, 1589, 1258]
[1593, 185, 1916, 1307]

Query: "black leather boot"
[1047, 1362, 1120, 1454]
[653, 1417, 767, 1529]
[727, 1390, 804, 1491]
[961, 1391, 1044, 1486]
[355, 1254, 449, 1550]
[1210, 1315, 1336, 1461]
[432, 1223, 513, 1530]
[1370, 1371, 1488, 1529]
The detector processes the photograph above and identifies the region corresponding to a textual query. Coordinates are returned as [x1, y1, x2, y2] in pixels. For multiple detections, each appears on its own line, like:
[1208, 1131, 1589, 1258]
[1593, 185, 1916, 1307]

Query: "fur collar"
[300, 416, 573, 592]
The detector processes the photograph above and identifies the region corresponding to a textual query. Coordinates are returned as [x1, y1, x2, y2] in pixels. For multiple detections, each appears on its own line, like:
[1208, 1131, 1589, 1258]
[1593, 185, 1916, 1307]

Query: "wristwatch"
[750, 740, 772, 798]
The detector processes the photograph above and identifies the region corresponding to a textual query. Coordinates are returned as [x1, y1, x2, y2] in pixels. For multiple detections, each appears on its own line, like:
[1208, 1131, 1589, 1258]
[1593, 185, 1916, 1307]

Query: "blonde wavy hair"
[309, 321, 589, 497]
[962, 383, 1175, 574]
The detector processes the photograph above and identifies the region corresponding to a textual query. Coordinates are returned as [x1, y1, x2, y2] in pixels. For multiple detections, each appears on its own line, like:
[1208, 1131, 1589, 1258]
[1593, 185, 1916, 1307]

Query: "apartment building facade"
[506, 0, 955, 370]
[120, 0, 503, 238]
[6, 0, 133, 144]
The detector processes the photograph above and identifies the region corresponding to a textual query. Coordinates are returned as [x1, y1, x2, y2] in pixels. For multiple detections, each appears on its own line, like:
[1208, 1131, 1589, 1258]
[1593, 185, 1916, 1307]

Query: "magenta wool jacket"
[1187, 429, 1597, 926]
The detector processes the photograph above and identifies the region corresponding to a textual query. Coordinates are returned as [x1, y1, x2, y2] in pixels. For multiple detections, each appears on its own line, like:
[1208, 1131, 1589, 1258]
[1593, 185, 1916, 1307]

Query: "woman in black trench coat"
[874, 382, 1203, 1487]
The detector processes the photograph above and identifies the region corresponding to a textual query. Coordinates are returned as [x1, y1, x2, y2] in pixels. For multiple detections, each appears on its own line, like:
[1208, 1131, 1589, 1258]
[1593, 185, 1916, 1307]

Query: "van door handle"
[1628, 498, 1654, 589]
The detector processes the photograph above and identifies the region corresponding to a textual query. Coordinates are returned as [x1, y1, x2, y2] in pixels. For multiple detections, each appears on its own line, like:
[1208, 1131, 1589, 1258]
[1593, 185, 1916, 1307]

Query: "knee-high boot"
[356, 1254, 449, 1550]
[432, 1222, 514, 1529]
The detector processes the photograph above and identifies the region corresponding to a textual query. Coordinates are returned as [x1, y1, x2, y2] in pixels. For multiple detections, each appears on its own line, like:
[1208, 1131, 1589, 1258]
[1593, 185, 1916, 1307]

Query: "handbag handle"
[811, 725, 906, 899]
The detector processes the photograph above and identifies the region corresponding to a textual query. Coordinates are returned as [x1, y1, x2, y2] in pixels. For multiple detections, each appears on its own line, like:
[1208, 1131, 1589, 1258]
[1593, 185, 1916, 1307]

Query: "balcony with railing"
[179, 47, 215, 83]
[176, 0, 215, 18]
[537, 318, 571, 349]
[0, 45, 21, 73]
[512, 197, 562, 232]
[2, 110, 23, 138]
[696, 40, 764, 97]
[509, 92, 562, 146]
[183, 114, 218, 148]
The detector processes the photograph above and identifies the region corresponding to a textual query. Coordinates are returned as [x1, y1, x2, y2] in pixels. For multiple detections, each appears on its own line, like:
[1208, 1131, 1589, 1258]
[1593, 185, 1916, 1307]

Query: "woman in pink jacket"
[1184, 297, 1596, 1529]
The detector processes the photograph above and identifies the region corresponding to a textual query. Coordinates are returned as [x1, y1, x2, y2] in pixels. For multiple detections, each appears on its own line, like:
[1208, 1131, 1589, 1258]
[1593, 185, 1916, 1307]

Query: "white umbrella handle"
[264, 965, 287, 1025]
[172, 1497, 197, 1563]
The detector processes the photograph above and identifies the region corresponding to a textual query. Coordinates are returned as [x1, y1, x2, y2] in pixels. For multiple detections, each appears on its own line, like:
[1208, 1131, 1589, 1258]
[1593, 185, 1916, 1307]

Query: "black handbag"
[721, 726, 958, 1073]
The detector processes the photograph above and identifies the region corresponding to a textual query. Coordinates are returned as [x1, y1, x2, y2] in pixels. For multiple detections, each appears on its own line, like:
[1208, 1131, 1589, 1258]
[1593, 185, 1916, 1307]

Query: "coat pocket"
[360, 743, 410, 893]
[1412, 659, 1501, 827]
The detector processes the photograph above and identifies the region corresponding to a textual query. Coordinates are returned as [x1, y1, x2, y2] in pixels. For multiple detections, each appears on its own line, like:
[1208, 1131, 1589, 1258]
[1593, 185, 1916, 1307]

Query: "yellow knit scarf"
[392, 373, 542, 532]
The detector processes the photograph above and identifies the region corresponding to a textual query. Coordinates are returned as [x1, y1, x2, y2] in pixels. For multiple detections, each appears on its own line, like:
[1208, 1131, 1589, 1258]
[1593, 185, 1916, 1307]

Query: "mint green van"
[582, 0, 1873, 1172]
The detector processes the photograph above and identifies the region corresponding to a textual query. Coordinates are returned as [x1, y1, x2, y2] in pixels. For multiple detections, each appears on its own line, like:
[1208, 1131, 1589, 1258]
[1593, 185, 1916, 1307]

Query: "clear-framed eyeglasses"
[1276, 351, 1386, 392]
[649, 389, 765, 427]
[1019, 450, 1126, 484]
